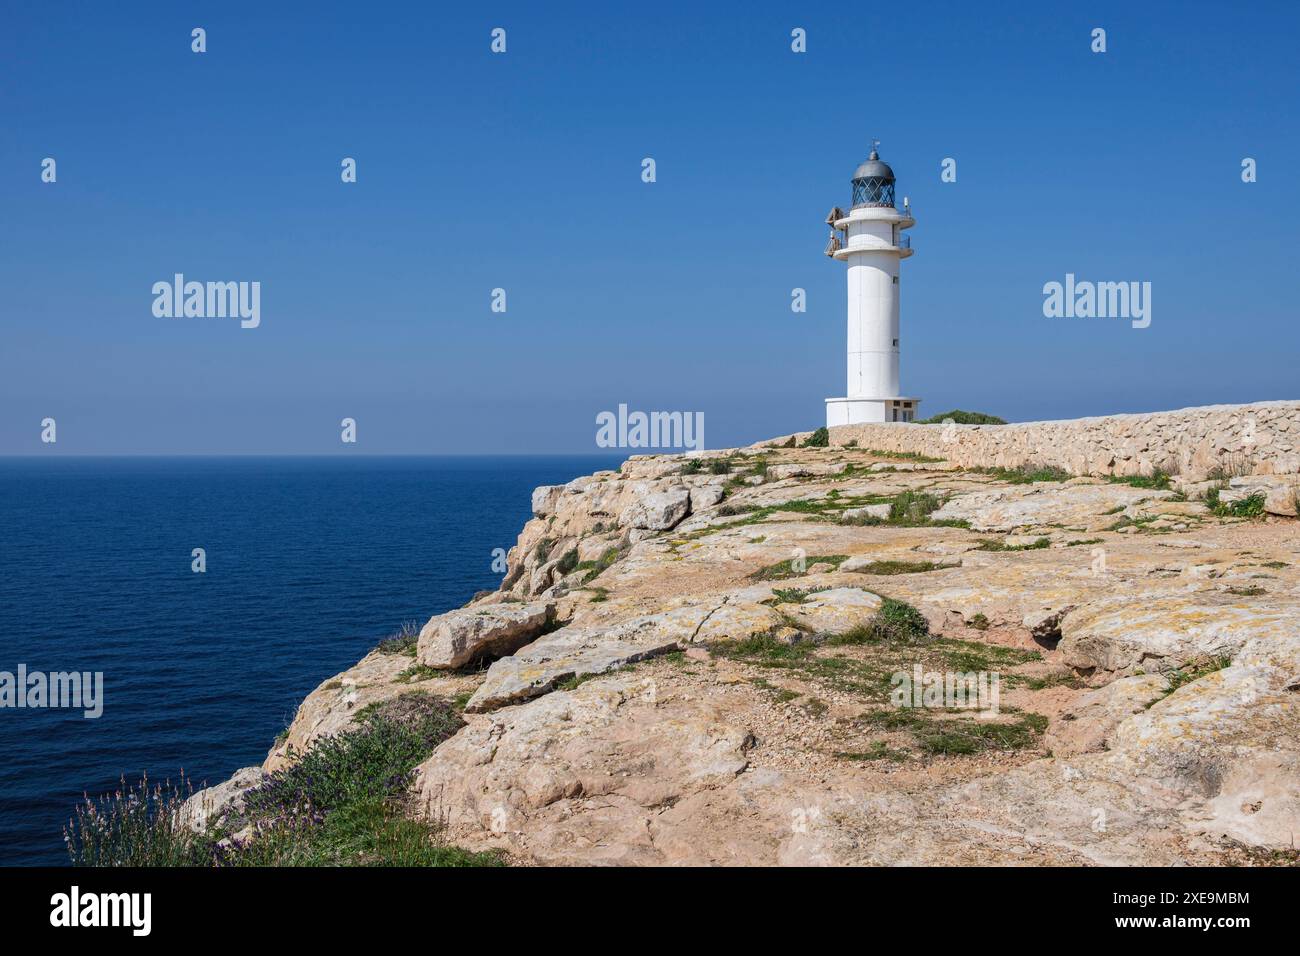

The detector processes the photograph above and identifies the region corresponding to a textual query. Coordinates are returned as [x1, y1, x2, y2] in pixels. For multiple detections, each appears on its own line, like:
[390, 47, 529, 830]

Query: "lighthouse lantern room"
[823, 142, 920, 427]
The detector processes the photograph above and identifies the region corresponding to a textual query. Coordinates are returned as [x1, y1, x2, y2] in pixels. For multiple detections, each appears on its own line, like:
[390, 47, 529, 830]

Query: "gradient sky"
[3, 0, 1298, 454]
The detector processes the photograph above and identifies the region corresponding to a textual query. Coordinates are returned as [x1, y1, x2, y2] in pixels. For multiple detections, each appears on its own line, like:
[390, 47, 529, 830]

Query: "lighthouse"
[823, 143, 919, 426]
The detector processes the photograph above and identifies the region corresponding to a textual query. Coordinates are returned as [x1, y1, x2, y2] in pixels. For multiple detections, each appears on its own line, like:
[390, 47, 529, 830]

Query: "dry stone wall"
[823, 401, 1300, 479]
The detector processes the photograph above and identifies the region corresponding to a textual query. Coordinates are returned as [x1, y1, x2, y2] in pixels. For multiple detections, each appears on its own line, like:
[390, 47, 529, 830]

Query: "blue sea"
[0, 455, 622, 866]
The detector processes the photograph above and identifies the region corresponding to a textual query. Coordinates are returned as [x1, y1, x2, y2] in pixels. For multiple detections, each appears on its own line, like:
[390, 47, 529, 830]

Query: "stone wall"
[821, 401, 1300, 479]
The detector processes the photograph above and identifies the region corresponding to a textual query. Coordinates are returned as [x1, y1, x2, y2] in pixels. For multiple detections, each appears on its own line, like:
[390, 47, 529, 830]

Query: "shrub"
[65, 774, 213, 867]
[376, 620, 421, 655]
[849, 560, 948, 575]
[801, 427, 830, 448]
[917, 410, 1006, 425]
[1209, 491, 1266, 519]
[244, 696, 462, 819]
[1108, 469, 1172, 490]
[888, 490, 943, 523]
[978, 464, 1071, 484]
[66, 696, 500, 868]
[829, 597, 930, 646]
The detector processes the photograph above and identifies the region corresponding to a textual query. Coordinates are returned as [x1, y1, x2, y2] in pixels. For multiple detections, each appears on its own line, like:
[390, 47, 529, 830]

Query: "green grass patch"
[766, 585, 833, 605]
[858, 708, 1048, 756]
[863, 448, 946, 462]
[976, 464, 1072, 484]
[681, 457, 732, 475]
[395, 663, 439, 683]
[750, 678, 800, 703]
[1107, 469, 1173, 490]
[574, 544, 626, 582]
[1019, 671, 1087, 691]
[917, 712, 1048, 755]
[751, 554, 848, 581]
[848, 559, 951, 575]
[1151, 656, 1232, 704]
[974, 537, 1051, 552]
[835, 742, 910, 762]
[1209, 491, 1266, 519]
[933, 638, 1040, 672]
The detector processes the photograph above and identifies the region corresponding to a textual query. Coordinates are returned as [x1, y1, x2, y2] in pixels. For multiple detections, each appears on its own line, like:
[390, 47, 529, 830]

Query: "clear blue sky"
[3, 1, 1297, 454]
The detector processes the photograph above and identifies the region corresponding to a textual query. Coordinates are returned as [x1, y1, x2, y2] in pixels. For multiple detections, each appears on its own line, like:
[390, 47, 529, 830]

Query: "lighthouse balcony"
[833, 233, 913, 260]
[833, 208, 915, 231]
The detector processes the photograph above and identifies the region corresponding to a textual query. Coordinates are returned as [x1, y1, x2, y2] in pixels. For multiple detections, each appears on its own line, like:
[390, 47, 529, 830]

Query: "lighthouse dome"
[851, 148, 897, 209]
[852, 152, 895, 181]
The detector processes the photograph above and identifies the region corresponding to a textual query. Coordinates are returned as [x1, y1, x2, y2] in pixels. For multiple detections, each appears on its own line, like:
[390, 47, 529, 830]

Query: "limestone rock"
[769, 462, 845, 480]
[417, 675, 757, 865]
[841, 503, 892, 522]
[180, 766, 264, 833]
[417, 601, 555, 669]
[465, 609, 704, 712]
[689, 484, 726, 512]
[1224, 476, 1300, 516]
[1044, 674, 1170, 756]
[196, 406, 1300, 865]
[1058, 592, 1289, 676]
[531, 485, 563, 517]
[780, 587, 882, 636]
[619, 484, 691, 530]
[931, 484, 1173, 532]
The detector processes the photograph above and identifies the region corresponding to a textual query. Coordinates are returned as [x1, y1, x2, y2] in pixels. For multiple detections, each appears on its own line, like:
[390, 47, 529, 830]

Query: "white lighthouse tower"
[824, 142, 920, 426]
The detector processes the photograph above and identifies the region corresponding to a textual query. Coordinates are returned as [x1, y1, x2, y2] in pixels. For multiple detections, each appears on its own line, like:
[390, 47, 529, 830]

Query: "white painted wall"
[846, 249, 899, 398]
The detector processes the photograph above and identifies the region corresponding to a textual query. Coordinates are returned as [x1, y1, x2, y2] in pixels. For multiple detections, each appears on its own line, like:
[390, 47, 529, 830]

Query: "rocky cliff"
[188, 403, 1300, 866]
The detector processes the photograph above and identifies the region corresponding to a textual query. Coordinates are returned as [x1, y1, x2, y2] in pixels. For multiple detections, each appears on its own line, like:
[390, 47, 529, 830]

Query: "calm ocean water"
[0, 455, 622, 865]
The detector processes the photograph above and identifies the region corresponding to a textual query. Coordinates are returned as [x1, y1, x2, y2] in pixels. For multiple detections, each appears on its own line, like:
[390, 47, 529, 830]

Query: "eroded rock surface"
[196, 433, 1300, 866]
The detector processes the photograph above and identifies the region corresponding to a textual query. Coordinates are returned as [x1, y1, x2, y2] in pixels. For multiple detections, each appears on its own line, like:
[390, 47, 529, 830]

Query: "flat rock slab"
[768, 462, 847, 480]
[1223, 476, 1300, 516]
[841, 503, 892, 522]
[780, 587, 882, 636]
[931, 483, 1174, 532]
[420, 675, 758, 864]
[465, 597, 789, 712]
[180, 766, 264, 833]
[465, 607, 706, 712]
[1044, 673, 1170, 756]
[1059, 591, 1292, 675]
[418, 601, 555, 669]
[619, 484, 691, 530]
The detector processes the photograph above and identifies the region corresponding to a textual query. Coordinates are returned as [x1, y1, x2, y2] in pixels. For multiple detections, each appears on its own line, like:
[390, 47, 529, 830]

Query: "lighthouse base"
[826, 396, 922, 427]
